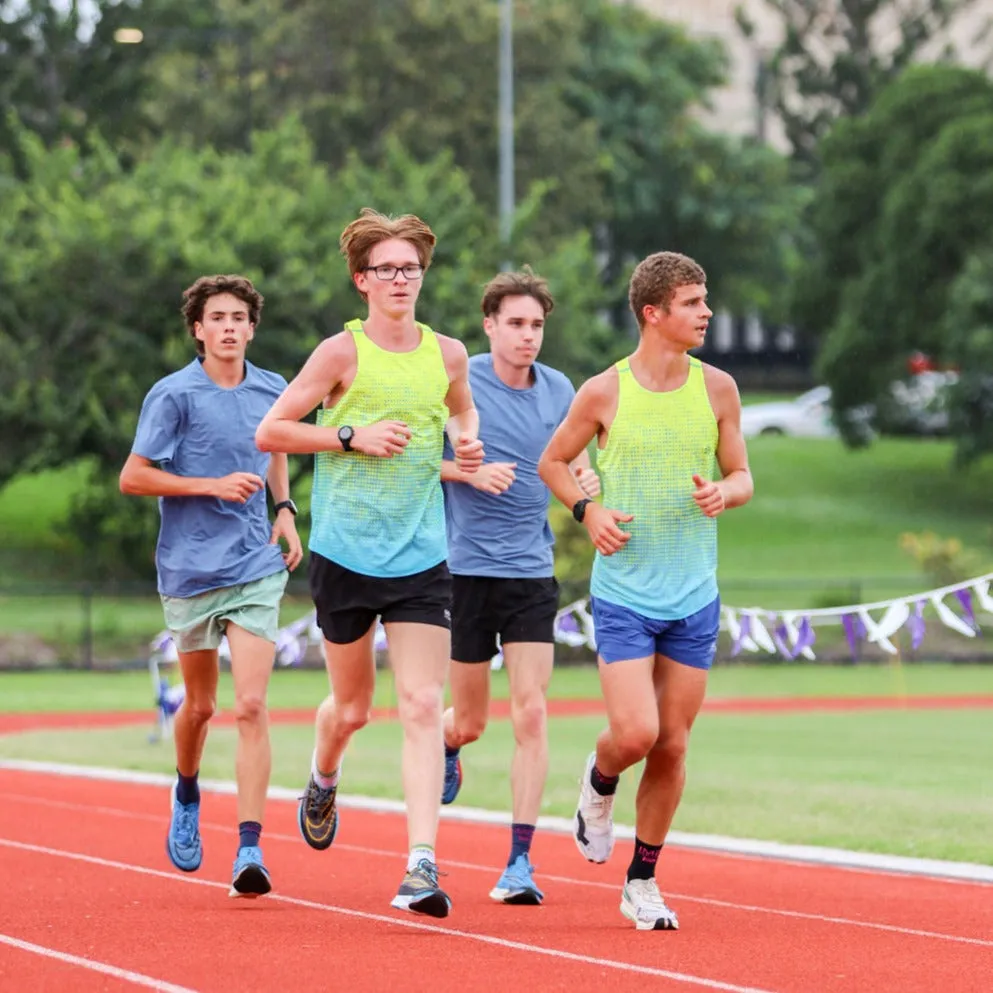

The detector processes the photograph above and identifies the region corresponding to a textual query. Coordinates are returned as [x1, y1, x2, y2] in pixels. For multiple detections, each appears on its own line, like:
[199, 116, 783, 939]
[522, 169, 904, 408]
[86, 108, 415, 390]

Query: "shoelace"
[630, 879, 668, 912]
[303, 780, 336, 818]
[174, 804, 199, 843]
[410, 858, 448, 887]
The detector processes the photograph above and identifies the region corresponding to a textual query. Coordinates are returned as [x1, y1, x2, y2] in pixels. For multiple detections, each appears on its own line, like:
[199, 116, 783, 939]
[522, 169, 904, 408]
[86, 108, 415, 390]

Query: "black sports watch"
[572, 497, 593, 523]
[273, 499, 298, 517]
[338, 425, 355, 452]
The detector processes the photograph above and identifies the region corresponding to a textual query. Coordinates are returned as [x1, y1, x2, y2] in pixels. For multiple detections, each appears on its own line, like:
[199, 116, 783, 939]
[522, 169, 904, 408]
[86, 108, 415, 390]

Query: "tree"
[796, 64, 993, 455]
[737, 0, 981, 173]
[0, 118, 613, 576]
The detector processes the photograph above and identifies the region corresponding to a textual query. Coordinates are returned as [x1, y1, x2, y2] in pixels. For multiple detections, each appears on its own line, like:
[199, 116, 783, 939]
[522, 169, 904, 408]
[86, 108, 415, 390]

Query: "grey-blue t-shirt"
[444, 353, 575, 578]
[131, 358, 288, 598]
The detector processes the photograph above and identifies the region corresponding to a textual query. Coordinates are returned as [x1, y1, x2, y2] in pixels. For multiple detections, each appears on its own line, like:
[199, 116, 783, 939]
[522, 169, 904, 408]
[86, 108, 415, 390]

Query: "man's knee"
[511, 695, 547, 744]
[613, 720, 658, 764]
[453, 708, 487, 744]
[336, 700, 371, 735]
[183, 695, 216, 726]
[399, 684, 444, 729]
[233, 693, 267, 727]
[648, 731, 690, 770]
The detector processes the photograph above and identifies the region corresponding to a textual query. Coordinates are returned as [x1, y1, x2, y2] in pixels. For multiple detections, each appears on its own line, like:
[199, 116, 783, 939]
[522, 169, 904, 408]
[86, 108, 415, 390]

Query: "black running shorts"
[450, 575, 559, 663]
[308, 552, 452, 645]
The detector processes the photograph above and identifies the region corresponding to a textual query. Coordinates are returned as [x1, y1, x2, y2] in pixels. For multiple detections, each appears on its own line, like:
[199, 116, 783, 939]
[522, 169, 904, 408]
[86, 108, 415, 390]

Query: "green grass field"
[2, 435, 992, 661]
[2, 665, 992, 864]
[4, 662, 993, 713]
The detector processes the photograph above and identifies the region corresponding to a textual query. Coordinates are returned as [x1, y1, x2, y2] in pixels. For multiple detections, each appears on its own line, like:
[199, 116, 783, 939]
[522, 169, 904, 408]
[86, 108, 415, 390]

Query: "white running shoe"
[620, 878, 680, 931]
[573, 751, 615, 863]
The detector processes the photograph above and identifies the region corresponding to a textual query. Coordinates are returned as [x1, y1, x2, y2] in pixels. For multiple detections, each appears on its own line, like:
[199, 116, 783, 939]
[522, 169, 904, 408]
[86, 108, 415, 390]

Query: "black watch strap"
[572, 498, 593, 523]
[338, 425, 354, 452]
[273, 500, 297, 516]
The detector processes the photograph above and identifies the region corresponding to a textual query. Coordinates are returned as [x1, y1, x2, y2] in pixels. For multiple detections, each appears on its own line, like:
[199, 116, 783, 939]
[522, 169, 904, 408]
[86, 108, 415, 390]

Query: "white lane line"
[4, 790, 993, 950]
[3, 759, 993, 885]
[0, 933, 198, 992]
[0, 837, 777, 993]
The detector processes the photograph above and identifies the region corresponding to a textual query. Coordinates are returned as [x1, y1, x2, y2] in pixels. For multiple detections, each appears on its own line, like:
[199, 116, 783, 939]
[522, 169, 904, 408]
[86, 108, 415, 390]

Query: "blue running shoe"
[166, 782, 202, 872]
[229, 846, 272, 899]
[489, 854, 543, 905]
[441, 749, 462, 805]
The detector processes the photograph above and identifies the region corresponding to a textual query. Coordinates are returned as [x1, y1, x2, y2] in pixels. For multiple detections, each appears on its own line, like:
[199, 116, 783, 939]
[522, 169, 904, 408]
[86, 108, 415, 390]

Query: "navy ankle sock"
[445, 744, 460, 759]
[508, 823, 535, 866]
[175, 770, 199, 806]
[239, 821, 262, 850]
[627, 837, 663, 881]
[590, 763, 619, 797]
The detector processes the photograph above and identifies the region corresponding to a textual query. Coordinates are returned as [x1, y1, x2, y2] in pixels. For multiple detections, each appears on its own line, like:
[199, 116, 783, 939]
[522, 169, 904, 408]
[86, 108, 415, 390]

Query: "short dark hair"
[181, 275, 264, 356]
[481, 265, 555, 318]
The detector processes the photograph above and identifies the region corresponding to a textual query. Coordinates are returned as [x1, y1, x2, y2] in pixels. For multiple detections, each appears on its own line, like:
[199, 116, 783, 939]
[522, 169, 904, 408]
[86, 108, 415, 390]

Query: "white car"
[740, 386, 837, 438]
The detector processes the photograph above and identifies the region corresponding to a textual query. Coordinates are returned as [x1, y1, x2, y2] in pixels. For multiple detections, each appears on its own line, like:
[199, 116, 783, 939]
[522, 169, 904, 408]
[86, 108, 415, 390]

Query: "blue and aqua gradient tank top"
[590, 356, 719, 619]
[309, 321, 450, 578]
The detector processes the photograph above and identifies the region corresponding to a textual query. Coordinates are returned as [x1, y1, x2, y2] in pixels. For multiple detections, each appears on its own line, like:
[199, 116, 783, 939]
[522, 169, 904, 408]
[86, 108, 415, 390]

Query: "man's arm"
[439, 337, 483, 472]
[266, 452, 304, 570]
[694, 368, 754, 517]
[255, 335, 411, 457]
[119, 455, 263, 503]
[539, 372, 632, 556]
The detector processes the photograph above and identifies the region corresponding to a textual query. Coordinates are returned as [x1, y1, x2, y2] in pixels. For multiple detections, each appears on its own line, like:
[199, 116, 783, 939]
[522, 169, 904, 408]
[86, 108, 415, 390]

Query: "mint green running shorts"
[160, 569, 289, 653]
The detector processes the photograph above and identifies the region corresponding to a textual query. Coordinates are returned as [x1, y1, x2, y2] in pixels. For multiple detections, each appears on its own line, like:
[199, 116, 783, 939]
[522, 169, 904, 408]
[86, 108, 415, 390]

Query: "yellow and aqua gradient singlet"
[590, 356, 719, 620]
[309, 321, 450, 578]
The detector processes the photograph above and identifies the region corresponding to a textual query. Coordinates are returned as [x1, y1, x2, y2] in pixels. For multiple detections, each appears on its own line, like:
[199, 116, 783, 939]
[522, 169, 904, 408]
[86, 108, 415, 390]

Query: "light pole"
[113, 25, 253, 152]
[498, 0, 514, 270]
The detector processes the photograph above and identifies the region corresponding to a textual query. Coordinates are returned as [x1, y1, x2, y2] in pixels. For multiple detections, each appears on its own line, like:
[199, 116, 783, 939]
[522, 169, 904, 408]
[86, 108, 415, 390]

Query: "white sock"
[407, 845, 435, 872]
[311, 751, 338, 790]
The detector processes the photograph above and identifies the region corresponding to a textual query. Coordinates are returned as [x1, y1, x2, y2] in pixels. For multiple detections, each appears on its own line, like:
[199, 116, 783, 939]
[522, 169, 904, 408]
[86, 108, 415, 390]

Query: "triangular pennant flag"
[931, 595, 977, 638]
[858, 608, 898, 655]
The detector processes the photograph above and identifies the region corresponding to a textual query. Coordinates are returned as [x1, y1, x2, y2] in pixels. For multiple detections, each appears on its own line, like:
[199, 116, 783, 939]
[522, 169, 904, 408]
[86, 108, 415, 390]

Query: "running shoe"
[166, 782, 202, 872]
[620, 877, 679, 930]
[489, 854, 544, 905]
[442, 748, 462, 805]
[229, 846, 272, 898]
[390, 858, 452, 918]
[573, 751, 615, 863]
[298, 773, 339, 850]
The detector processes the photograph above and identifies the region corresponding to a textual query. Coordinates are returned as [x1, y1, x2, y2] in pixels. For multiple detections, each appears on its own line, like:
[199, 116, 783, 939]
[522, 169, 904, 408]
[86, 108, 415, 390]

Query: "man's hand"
[468, 462, 516, 495]
[352, 421, 411, 458]
[212, 472, 265, 504]
[692, 474, 727, 518]
[270, 510, 304, 570]
[584, 502, 634, 556]
[454, 433, 484, 474]
[575, 465, 601, 499]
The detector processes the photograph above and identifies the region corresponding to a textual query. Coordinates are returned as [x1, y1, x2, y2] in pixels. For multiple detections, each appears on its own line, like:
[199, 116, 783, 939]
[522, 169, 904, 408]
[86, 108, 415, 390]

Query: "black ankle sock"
[239, 821, 262, 850]
[627, 837, 663, 881]
[445, 744, 460, 758]
[590, 763, 619, 796]
[176, 770, 199, 806]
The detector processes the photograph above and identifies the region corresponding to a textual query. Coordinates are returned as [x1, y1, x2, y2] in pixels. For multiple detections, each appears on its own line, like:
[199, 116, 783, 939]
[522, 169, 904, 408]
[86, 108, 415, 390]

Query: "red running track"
[0, 768, 990, 993]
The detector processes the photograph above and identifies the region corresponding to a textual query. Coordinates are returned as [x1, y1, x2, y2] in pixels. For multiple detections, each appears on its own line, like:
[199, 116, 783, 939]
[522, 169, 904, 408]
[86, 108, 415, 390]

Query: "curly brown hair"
[339, 208, 437, 286]
[181, 275, 264, 356]
[480, 265, 555, 318]
[628, 252, 706, 328]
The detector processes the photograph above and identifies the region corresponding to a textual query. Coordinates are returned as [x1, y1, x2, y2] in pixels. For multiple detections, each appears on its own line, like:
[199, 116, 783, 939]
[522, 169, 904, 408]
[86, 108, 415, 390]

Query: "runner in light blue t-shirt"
[439, 268, 600, 904]
[120, 275, 303, 900]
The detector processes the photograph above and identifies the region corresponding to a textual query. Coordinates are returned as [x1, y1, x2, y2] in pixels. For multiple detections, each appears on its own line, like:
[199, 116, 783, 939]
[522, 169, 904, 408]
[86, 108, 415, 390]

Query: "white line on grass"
[0, 837, 777, 993]
[0, 933, 198, 993]
[4, 789, 993, 949]
[3, 758, 992, 885]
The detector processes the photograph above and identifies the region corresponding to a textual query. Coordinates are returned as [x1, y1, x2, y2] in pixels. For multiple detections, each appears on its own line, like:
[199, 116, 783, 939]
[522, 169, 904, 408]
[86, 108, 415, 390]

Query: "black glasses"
[362, 264, 425, 281]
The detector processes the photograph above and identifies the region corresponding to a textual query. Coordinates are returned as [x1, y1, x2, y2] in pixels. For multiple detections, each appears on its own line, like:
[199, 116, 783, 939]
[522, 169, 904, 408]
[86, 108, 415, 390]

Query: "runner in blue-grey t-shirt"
[119, 275, 303, 899]
[440, 267, 600, 904]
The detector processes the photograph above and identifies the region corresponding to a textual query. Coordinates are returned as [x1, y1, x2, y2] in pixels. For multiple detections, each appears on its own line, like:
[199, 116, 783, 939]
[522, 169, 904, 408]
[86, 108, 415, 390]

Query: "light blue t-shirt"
[131, 358, 288, 598]
[444, 353, 575, 578]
